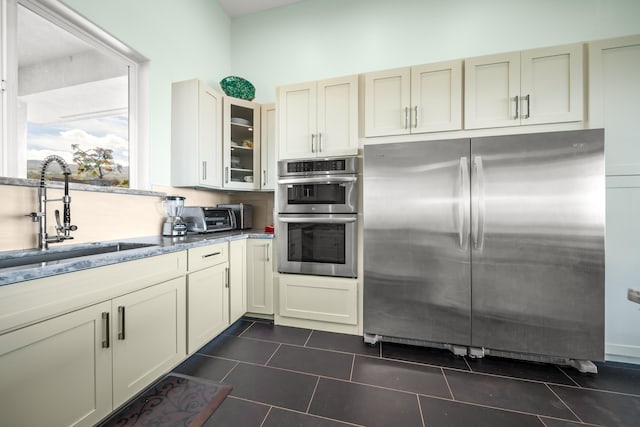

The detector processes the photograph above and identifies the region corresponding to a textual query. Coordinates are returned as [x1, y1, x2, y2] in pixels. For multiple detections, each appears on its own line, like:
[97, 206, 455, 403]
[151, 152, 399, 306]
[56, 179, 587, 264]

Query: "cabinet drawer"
[279, 275, 357, 325]
[188, 242, 228, 272]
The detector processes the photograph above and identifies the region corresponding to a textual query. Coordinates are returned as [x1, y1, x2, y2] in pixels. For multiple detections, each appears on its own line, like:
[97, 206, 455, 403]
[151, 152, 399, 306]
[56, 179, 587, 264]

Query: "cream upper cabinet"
[223, 97, 261, 190]
[229, 239, 247, 323]
[589, 34, 640, 175]
[278, 75, 358, 159]
[260, 103, 277, 190]
[171, 79, 223, 188]
[0, 302, 112, 427]
[364, 60, 463, 137]
[246, 239, 274, 314]
[465, 44, 584, 129]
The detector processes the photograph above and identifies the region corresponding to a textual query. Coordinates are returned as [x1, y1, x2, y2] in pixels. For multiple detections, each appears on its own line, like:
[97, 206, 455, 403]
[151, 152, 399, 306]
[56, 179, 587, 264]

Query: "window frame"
[1, 0, 150, 189]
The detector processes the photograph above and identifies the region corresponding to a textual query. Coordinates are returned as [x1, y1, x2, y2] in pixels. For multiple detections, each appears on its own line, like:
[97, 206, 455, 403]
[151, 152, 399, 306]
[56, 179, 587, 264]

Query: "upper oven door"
[277, 175, 358, 213]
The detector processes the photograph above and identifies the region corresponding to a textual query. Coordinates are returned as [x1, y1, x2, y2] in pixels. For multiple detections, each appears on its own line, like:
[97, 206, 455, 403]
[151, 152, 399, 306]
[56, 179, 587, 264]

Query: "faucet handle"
[26, 212, 43, 222]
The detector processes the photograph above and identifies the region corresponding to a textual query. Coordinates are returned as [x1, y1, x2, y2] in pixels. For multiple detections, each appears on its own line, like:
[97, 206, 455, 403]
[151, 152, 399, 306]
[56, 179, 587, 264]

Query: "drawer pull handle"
[203, 251, 221, 258]
[101, 312, 110, 348]
[117, 306, 126, 340]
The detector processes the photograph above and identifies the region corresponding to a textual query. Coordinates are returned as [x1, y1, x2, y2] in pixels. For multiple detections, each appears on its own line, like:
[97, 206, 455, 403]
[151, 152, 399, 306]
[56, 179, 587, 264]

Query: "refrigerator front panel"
[470, 129, 605, 360]
[364, 139, 471, 345]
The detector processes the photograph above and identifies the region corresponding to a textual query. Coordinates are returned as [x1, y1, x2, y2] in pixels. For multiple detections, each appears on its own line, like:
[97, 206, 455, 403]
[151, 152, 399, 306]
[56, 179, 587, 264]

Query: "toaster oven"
[182, 207, 236, 233]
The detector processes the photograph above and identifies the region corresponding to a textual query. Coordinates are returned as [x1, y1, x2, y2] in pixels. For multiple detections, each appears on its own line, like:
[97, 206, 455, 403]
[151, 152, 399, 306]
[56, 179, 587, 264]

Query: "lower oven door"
[278, 213, 358, 278]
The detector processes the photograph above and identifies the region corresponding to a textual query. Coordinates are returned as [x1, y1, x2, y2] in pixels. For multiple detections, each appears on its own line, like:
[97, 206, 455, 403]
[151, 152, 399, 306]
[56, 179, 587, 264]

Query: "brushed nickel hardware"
[117, 306, 126, 340]
[203, 251, 221, 258]
[101, 312, 110, 348]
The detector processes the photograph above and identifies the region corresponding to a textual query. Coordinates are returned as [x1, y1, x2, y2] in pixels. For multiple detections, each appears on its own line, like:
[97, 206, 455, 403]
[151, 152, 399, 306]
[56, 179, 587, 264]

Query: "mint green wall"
[62, 0, 231, 186]
[231, 0, 640, 102]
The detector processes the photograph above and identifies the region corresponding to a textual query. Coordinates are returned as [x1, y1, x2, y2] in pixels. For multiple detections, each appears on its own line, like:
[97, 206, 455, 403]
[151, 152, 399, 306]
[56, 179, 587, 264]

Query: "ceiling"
[217, 0, 303, 17]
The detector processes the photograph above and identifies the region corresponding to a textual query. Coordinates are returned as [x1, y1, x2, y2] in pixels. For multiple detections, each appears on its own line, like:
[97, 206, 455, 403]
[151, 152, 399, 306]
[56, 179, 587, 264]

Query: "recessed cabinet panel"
[412, 61, 462, 133]
[279, 83, 316, 159]
[318, 78, 358, 156]
[246, 239, 273, 314]
[261, 103, 277, 190]
[364, 68, 410, 137]
[187, 264, 229, 353]
[0, 302, 112, 427]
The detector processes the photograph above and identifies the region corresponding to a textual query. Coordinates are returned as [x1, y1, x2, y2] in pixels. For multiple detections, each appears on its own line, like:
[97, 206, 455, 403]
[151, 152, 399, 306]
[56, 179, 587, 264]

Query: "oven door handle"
[279, 216, 357, 224]
[277, 176, 357, 185]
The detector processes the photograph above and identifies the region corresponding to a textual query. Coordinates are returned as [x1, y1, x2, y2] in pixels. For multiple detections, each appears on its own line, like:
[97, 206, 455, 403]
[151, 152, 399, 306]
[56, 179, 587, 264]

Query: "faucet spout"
[29, 155, 78, 249]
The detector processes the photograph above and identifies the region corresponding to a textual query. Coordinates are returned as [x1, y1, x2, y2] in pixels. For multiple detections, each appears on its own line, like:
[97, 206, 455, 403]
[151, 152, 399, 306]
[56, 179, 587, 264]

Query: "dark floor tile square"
[262, 408, 354, 427]
[305, 330, 380, 356]
[223, 362, 318, 412]
[267, 344, 354, 380]
[197, 334, 279, 364]
[221, 319, 254, 336]
[560, 362, 640, 395]
[467, 356, 575, 385]
[420, 395, 545, 427]
[351, 355, 451, 398]
[309, 378, 423, 427]
[444, 369, 578, 420]
[382, 342, 470, 370]
[550, 384, 640, 427]
[241, 321, 312, 345]
[172, 354, 237, 382]
[203, 396, 269, 427]
[539, 418, 588, 427]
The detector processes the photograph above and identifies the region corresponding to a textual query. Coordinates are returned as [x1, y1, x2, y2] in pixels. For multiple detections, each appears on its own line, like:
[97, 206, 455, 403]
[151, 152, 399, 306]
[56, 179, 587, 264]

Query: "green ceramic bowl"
[220, 76, 255, 101]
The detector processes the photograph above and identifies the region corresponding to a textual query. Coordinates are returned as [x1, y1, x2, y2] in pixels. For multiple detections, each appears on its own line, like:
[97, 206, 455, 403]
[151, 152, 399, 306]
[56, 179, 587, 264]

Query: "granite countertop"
[0, 230, 274, 286]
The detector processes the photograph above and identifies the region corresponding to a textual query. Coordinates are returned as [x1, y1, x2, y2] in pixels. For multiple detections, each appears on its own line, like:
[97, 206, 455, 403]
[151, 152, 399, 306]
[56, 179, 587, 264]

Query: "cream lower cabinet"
[0, 301, 112, 427]
[0, 275, 186, 426]
[246, 239, 274, 314]
[278, 274, 357, 325]
[229, 239, 247, 322]
[111, 277, 186, 406]
[363, 60, 463, 137]
[186, 242, 230, 353]
[465, 43, 584, 129]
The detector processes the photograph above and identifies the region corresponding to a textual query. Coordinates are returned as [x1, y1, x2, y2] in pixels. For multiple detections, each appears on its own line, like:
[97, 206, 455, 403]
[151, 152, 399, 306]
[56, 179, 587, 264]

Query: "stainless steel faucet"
[27, 155, 78, 249]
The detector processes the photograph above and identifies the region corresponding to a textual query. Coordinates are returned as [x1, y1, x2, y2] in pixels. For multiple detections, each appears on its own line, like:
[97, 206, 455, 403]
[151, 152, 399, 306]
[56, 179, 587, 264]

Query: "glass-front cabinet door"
[223, 97, 261, 190]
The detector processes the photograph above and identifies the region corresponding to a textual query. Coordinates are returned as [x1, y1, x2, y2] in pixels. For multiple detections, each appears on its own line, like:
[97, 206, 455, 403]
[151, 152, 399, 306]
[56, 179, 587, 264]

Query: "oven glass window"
[287, 223, 346, 264]
[287, 184, 346, 205]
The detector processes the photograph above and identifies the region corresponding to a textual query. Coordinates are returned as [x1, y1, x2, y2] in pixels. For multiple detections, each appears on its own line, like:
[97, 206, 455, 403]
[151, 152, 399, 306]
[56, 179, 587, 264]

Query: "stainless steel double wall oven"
[277, 157, 358, 278]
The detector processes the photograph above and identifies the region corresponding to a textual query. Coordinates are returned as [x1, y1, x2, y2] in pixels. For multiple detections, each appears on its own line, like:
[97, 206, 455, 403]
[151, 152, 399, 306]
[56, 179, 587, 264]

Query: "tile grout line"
[305, 376, 321, 414]
[463, 355, 472, 371]
[416, 394, 427, 427]
[264, 343, 282, 366]
[545, 383, 584, 424]
[237, 321, 255, 338]
[258, 406, 272, 427]
[219, 361, 240, 384]
[441, 368, 456, 400]
[537, 415, 549, 427]
[349, 354, 356, 381]
[303, 329, 314, 347]
[557, 365, 582, 388]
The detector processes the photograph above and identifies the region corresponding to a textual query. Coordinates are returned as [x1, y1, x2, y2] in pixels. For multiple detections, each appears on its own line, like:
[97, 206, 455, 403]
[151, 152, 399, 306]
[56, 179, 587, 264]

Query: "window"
[1, 0, 149, 188]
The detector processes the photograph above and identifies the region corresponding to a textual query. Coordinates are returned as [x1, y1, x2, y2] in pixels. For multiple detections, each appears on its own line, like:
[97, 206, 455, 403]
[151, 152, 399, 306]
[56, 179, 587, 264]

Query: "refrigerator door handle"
[472, 155, 486, 250]
[458, 156, 470, 249]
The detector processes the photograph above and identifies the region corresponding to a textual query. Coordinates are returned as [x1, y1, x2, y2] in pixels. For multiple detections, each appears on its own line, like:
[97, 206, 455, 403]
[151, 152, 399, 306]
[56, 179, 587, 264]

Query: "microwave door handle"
[277, 176, 357, 185]
[279, 217, 357, 224]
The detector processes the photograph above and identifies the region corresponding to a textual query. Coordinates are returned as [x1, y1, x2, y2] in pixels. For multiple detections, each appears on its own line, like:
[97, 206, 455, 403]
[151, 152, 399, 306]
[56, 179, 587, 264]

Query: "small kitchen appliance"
[162, 196, 188, 237]
[217, 203, 253, 229]
[182, 206, 236, 233]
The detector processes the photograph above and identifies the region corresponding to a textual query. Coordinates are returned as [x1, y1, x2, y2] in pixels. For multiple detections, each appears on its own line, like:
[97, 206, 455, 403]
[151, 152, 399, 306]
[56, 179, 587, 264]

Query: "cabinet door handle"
[524, 94, 531, 119]
[413, 106, 418, 128]
[225, 267, 229, 288]
[225, 166, 230, 183]
[263, 169, 267, 187]
[101, 312, 110, 348]
[404, 107, 409, 129]
[202, 161, 207, 181]
[266, 243, 270, 262]
[203, 251, 221, 258]
[318, 133, 323, 152]
[311, 134, 316, 153]
[514, 95, 519, 119]
[117, 306, 126, 340]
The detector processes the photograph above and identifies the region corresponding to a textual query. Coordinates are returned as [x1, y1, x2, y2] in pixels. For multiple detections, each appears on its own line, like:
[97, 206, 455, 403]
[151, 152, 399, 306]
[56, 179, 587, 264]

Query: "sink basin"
[0, 242, 158, 270]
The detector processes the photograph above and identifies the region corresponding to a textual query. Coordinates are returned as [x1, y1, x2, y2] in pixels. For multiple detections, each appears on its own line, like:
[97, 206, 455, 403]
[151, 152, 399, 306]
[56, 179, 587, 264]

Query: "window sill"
[0, 177, 164, 198]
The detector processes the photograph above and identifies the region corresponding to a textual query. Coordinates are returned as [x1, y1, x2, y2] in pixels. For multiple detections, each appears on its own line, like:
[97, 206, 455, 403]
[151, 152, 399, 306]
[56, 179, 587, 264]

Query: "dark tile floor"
[172, 318, 640, 427]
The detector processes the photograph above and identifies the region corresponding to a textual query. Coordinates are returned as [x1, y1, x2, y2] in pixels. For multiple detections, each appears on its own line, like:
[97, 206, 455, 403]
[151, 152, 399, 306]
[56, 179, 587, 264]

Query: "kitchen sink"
[0, 242, 158, 270]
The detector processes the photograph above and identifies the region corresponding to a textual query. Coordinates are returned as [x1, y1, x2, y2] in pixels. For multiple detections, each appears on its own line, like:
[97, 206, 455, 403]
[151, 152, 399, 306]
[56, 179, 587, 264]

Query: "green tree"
[71, 144, 122, 179]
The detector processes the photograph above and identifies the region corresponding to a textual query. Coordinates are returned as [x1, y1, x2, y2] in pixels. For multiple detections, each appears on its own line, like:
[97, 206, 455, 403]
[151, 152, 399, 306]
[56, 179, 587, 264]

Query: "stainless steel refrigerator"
[363, 129, 604, 362]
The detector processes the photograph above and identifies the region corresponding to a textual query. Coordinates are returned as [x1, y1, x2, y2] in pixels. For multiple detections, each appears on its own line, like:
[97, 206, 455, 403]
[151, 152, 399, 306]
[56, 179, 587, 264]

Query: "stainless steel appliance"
[182, 206, 236, 233]
[217, 203, 253, 229]
[363, 129, 605, 367]
[278, 157, 358, 278]
[162, 196, 187, 237]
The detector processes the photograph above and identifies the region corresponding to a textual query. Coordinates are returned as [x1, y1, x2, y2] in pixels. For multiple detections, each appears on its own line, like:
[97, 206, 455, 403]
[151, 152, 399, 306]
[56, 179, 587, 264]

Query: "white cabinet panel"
[364, 68, 410, 137]
[246, 239, 273, 314]
[590, 35, 640, 175]
[0, 302, 112, 427]
[261, 103, 277, 190]
[278, 82, 316, 159]
[229, 239, 247, 323]
[187, 264, 228, 353]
